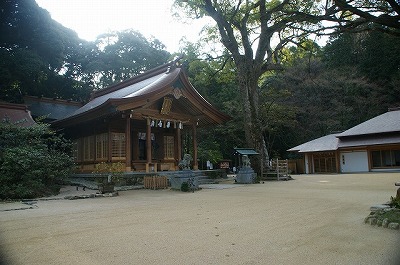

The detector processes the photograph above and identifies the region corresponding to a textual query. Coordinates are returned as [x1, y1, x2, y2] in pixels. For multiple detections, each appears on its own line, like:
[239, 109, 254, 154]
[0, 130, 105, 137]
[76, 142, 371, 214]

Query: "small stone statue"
[179, 154, 193, 170]
[242, 155, 251, 168]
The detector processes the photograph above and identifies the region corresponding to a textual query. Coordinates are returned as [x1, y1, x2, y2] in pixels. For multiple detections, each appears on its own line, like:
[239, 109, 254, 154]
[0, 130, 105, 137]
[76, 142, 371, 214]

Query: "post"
[176, 124, 182, 170]
[125, 116, 131, 171]
[192, 124, 198, 170]
[146, 118, 152, 172]
[276, 158, 279, 180]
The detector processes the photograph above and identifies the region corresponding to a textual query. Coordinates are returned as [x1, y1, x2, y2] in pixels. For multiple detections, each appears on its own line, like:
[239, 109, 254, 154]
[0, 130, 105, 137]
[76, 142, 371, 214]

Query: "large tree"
[333, 0, 400, 36]
[0, 0, 91, 102]
[174, 0, 341, 171]
[82, 30, 171, 88]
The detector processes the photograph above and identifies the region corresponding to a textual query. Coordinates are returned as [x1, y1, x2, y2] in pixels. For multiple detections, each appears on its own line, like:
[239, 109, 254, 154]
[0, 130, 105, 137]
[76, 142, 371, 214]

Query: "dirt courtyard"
[1, 173, 399, 265]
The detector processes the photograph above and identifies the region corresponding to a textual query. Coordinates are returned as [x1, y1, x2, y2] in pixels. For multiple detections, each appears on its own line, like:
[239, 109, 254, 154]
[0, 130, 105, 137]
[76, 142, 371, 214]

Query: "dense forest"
[1, 0, 399, 165]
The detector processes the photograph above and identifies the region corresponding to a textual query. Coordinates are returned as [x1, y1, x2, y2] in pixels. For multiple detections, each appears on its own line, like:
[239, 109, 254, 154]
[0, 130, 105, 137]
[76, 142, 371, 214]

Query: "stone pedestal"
[236, 167, 257, 184]
[169, 170, 199, 190]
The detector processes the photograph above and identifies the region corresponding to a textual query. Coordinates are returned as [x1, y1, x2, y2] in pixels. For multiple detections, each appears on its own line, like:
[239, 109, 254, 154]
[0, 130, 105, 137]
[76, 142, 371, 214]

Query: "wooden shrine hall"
[52, 59, 230, 173]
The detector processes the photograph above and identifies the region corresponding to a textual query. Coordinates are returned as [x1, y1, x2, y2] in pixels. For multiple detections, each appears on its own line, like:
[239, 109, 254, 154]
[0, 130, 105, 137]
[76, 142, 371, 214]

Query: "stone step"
[261, 174, 292, 181]
[197, 175, 219, 184]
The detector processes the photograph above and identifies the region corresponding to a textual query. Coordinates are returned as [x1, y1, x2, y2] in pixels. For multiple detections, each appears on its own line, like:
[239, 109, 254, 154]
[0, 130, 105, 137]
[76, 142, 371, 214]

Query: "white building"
[288, 108, 400, 173]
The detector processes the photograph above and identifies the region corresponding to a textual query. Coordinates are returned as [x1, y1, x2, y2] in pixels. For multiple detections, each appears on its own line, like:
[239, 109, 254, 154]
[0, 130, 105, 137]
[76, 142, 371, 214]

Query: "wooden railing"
[144, 176, 168, 190]
[262, 159, 290, 181]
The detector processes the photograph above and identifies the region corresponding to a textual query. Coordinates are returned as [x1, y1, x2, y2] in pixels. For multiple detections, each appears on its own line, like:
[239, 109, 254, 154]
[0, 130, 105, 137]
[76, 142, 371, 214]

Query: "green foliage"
[203, 170, 220, 179]
[0, 0, 91, 102]
[180, 182, 189, 192]
[197, 139, 223, 167]
[0, 1, 170, 102]
[92, 162, 124, 184]
[371, 209, 400, 224]
[86, 30, 171, 88]
[0, 122, 74, 199]
[180, 45, 245, 164]
[324, 31, 400, 82]
[264, 48, 396, 157]
[389, 196, 400, 209]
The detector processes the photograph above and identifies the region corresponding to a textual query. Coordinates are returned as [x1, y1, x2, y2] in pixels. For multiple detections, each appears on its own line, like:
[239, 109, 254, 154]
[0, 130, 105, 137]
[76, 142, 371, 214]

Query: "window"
[83, 135, 95, 161]
[112, 133, 126, 160]
[313, 152, 336, 173]
[371, 149, 400, 168]
[164, 136, 174, 159]
[138, 132, 155, 160]
[96, 133, 108, 160]
[72, 139, 82, 162]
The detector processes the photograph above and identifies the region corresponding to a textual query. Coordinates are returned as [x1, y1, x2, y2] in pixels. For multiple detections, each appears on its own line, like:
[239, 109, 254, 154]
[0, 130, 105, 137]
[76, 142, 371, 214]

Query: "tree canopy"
[82, 30, 170, 88]
[333, 0, 400, 36]
[1, 0, 399, 171]
[173, 0, 343, 171]
[0, 0, 171, 103]
[175, 0, 397, 169]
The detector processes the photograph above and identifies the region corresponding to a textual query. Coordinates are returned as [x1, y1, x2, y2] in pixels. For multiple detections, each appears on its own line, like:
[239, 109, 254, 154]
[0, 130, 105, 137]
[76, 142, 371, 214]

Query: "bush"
[389, 196, 400, 209]
[204, 170, 220, 179]
[0, 121, 74, 199]
[92, 162, 124, 184]
[180, 182, 189, 192]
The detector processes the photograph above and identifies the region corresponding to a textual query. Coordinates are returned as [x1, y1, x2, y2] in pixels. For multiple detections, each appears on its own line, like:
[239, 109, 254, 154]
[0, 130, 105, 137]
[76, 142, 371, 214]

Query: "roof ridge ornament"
[172, 88, 182, 99]
[166, 55, 184, 73]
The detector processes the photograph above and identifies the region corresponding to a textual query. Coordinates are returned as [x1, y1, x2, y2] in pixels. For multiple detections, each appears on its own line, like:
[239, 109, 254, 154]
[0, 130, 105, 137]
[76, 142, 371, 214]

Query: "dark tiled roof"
[24, 96, 83, 120]
[0, 102, 36, 127]
[337, 109, 400, 137]
[234, 148, 259, 155]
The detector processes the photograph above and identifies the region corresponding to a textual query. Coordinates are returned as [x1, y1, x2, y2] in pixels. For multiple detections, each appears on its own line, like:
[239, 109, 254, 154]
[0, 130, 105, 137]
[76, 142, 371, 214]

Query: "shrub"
[180, 182, 189, 192]
[389, 196, 400, 209]
[92, 162, 124, 184]
[0, 121, 74, 199]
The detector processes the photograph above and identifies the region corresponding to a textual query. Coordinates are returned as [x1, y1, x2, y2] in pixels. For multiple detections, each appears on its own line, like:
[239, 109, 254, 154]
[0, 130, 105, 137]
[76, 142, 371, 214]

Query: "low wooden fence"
[262, 159, 290, 181]
[144, 176, 168, 190]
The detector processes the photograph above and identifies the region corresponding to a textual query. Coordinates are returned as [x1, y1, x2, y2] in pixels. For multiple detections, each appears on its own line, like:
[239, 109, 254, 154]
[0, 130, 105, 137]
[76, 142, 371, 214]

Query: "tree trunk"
[235, 57, 269, 173]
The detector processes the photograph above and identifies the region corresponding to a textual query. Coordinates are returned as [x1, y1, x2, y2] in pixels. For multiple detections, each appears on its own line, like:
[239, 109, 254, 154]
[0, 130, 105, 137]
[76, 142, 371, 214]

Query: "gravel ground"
[1, 173, 399, 265]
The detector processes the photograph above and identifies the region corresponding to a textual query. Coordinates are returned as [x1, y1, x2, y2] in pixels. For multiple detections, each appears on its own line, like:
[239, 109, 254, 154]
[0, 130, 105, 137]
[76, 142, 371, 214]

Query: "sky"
[35, 0, 210, 53]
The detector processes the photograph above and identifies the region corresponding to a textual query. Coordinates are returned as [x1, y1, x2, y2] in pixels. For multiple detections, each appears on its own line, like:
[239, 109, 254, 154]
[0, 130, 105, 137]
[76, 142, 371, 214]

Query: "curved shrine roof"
[53, 61, 230, 127]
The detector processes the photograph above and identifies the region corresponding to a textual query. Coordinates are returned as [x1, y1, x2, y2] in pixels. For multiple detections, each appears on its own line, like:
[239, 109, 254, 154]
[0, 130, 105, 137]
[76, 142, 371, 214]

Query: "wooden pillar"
[335, 150, 340, 173]
[146, 119, 152, 163]
[107, 127, 112, 162]
[192, 124, 198, 170]
[125, 116, 131, 172]
[176, 124, 182, 170]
